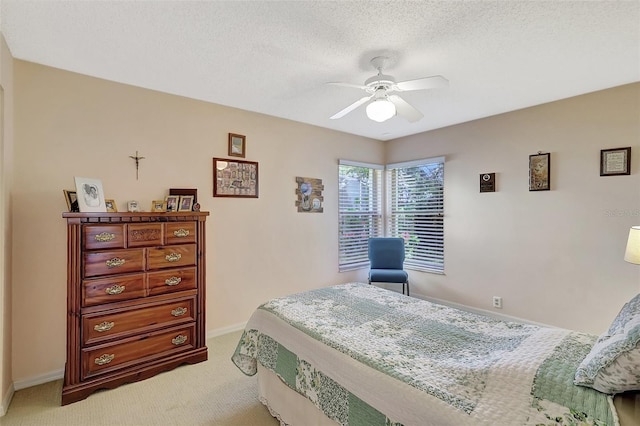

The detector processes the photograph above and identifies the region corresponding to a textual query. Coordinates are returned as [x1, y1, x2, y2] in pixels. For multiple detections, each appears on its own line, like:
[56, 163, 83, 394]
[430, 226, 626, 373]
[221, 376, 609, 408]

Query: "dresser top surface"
[63, 211, 209, 223]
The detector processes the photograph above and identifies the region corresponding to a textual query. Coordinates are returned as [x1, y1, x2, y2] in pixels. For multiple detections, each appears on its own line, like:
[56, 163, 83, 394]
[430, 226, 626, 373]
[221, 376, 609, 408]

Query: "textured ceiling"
[1, 1, 639, 141]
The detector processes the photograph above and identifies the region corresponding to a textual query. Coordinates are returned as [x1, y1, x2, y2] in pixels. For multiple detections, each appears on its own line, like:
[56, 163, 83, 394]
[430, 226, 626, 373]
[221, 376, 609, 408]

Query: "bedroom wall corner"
[386, 83, 640, 335]
[0, 30, 15, 416]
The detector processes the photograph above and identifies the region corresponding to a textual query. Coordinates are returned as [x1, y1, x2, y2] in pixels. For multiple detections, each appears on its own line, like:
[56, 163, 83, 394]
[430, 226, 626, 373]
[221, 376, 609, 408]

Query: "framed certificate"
[600, 147, 631, 176]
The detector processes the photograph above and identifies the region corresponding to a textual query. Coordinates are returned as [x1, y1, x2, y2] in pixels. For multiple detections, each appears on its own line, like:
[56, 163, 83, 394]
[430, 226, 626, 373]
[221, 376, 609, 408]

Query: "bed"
[232, 282, 640, 425]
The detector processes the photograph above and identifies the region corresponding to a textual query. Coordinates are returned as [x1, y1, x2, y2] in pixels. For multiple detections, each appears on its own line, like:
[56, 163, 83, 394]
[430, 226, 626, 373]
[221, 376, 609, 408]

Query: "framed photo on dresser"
[74, 177, 107, 212]
[178, 195, 194, 212]
[63, 190, 80, 212]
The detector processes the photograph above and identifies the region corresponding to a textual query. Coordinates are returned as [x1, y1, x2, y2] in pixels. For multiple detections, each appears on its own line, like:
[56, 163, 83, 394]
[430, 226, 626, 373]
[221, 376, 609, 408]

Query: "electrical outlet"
[492, 296, 502, 309]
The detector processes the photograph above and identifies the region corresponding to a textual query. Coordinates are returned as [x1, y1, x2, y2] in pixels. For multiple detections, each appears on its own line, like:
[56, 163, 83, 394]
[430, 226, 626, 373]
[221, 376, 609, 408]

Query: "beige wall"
[11, 60, 379, 384]
[0, 32, 15, 415]
[7, 59, 640, 389]
[388, 83, 640, 333]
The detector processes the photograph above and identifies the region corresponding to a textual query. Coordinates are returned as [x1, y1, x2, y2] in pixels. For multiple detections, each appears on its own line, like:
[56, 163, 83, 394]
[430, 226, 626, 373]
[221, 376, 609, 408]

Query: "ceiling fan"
[328, 56, 448, 123]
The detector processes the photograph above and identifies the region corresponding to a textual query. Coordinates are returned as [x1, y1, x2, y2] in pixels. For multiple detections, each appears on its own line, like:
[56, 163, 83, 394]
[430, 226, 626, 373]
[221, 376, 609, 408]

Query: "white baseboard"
[13, 368, 64, 391]
[206, 321, 247, 339]
[418, 294, 555, 328]
[1, 382, 14, 417]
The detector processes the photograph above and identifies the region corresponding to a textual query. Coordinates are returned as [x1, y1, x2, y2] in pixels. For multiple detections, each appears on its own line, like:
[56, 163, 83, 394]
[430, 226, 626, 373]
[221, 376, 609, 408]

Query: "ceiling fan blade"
[395, 75, 449, 91]
[327, 82, 368, 91]
[329, 95, 374, 119]
[388, 95, 424, 123]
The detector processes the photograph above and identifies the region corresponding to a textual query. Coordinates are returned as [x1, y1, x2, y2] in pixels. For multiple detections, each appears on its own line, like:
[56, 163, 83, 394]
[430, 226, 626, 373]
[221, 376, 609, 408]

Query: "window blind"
[387, 159, 444, 273]
[338, 160, 383, 271]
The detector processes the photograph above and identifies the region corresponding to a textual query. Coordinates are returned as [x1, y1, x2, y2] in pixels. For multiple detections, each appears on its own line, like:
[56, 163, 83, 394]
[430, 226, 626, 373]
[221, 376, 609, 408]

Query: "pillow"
[574, 293, 640, 394]
[601, 293, 640, 340]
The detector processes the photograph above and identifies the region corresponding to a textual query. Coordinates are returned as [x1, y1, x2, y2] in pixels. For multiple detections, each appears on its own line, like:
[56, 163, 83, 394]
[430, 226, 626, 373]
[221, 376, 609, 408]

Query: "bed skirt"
[257, 363, 338, 426]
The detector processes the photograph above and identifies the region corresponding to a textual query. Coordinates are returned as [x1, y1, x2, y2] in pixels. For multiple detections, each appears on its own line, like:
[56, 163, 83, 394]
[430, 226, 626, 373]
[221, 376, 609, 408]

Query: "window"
[338, 160, 383, 271]
[387, 157, 444, 273]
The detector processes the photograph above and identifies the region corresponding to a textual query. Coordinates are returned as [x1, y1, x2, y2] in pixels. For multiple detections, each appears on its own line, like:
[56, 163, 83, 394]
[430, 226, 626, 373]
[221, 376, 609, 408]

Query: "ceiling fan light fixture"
[366, 99, 396, 122]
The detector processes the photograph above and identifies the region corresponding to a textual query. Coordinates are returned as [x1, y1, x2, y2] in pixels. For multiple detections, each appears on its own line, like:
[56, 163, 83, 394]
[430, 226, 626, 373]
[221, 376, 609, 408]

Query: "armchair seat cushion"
[369, 269, 408, 284]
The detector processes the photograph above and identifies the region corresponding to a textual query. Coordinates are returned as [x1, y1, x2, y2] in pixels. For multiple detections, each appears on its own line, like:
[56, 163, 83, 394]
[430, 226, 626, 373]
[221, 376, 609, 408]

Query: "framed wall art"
[213, 157, 259, 198]
[295, 177, 324, 213]
[228, 133, 246, 158]
[63, 190, 80, 212]
[74, 177, 107, 212]
[600, 147, 631, 176]
[529, 152, 550, 191]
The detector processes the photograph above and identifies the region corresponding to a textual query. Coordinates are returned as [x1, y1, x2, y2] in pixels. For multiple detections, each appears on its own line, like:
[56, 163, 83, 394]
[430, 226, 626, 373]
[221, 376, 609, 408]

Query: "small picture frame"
[228, 133, 246, 158]
[178, 195, 194, 211]
[127, 200, 139, 212]
[151, 200, 166, 212]
[74, 177, 107, 212]
[169, 188, 197, 204]
[600, 147, 631, 176]
[165, 195, 180, 212]
[105, 199, 117, 213]
[529, 152, 550, 191]
[63, 190, 80, 212]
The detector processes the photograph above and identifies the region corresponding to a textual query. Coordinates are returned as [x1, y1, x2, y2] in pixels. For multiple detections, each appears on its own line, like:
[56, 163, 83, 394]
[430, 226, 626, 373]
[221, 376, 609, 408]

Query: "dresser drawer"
[82, 274, 145, 307]
[81, 325, 195, 379]
[82, 298, 195, 345]
[127, 223, 163, 247]
[147, 244, 196, 270]
[147, 267, 197, 297]
[84, 249, 145, 278]
[165, 222, 196, 245]
[84, 225, 125, 250]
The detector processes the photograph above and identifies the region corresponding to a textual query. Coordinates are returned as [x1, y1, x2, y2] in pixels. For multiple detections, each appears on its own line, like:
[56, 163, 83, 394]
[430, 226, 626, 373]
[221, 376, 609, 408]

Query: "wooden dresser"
[61, 211, 209, 405]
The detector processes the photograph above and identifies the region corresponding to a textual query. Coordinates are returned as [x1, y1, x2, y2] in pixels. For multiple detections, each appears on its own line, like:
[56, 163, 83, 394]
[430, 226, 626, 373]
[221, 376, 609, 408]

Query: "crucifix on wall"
[129, 151, 145, 180]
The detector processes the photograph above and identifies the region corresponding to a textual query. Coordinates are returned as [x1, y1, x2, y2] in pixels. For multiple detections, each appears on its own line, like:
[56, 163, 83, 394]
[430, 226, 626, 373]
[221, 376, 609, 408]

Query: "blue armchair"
[368, 237, 409, 296]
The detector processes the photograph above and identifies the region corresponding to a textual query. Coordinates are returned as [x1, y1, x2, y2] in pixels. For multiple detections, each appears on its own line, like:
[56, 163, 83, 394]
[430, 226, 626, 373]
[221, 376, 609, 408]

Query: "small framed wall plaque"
[529, 152, 550, 191]
[600, 147, 631, 176]
[479, 173, 495, 193]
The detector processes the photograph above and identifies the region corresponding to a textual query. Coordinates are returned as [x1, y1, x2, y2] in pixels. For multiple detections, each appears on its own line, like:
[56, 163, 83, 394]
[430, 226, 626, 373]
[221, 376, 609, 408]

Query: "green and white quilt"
[232, 283, 618, 426]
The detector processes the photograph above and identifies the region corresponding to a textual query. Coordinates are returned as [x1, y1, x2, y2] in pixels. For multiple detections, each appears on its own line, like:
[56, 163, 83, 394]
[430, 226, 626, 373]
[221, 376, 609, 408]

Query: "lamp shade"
[366, 99, 396, 122]
[624, 226, 640, 265]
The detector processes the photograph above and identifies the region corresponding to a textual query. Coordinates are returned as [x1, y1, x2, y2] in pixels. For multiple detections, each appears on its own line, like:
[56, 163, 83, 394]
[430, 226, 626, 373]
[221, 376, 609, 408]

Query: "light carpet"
[2, 331, 279, 426]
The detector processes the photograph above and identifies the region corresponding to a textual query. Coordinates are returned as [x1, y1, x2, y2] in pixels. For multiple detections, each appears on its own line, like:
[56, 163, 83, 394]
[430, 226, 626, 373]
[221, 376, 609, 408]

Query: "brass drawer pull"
[95, 232, 116, 242]
[173, 229, 190, 237]
[165, 276, 182, 286]
[172, 335, 187, 345]
[94, 321, 115, 332]
[106, 258, 125, 268]
[171, 307, 187, 317]
[105, 284, 125, 295]
[165, 253, 182, 262]
[94, 353, 115, 365]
